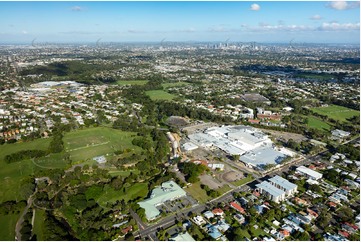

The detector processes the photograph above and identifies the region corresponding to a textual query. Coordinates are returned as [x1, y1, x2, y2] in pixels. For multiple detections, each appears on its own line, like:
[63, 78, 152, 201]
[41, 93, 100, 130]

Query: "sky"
[0, 1, 360, 44]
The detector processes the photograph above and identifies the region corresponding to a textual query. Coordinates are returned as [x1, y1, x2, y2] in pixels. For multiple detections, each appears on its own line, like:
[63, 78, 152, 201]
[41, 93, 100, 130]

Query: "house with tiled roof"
[230, 201, 245, 214]
[212, 208, 224, 216]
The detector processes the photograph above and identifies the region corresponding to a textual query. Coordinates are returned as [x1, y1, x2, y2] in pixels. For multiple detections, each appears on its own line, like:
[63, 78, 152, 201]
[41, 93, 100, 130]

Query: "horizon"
[0, 1, 360, 44]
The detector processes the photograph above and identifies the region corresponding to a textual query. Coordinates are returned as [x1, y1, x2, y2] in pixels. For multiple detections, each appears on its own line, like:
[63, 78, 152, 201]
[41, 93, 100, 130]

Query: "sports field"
[64, 127, 141, 161]
[306, 116, 332, 131]
[116, 80, 148, 86]
[0, 139, 50, 202]
[145, 90, 175, 100]
[311, 105, 359, 122]
[0, 127, 141, 202]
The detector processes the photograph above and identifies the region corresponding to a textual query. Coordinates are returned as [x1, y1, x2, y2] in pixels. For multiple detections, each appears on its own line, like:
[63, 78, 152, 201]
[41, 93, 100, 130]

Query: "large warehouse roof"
[269, 175, 297, 191]
[256, 181, 285, 198]
[296, 166, 323, 180]
[138, 181, 186, 220]
[240, 146, 286, 168]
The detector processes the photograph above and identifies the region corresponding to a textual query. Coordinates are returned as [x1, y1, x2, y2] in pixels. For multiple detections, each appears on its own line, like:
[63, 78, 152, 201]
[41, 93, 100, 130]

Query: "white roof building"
[296, 166, 322, 180]
[182, 142, 199, 151]
[331, 129, 350, 139]
[138, 181, 186, 220]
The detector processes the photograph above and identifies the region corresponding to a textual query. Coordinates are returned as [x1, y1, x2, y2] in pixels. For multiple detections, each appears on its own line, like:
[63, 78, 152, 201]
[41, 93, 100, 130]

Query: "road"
[15, 190, 37, 241]
[133, 204, 207, 240]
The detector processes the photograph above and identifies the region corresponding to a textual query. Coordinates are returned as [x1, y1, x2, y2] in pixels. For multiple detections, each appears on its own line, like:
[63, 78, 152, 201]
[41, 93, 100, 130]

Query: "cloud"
[250, 3, 260, 11]
[310, 14, 322, 20]
[22, 30, 28, 34]
[251, 23, 312, 32]
[71, 6, 85, 12]
[327, 1, 360, 10]
[318, 22, 360, 31]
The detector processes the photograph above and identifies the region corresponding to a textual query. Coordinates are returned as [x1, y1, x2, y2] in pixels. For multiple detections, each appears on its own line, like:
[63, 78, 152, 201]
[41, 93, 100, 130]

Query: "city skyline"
[0, 1, 360, 44]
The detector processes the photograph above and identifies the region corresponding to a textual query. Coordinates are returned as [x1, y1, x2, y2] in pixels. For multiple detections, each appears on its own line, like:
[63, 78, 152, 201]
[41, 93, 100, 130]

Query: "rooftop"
[240, 146, 286, 168]
[269, 175, 297, 191]
[296, 166, 323, 179]
[170, 232, 195, 241]
[256, 181, 285, 198]
[138, 181, 186, 220]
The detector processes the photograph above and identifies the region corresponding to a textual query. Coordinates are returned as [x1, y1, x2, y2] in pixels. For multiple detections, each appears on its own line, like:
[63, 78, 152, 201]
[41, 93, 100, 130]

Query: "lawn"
[96, 183, 148, 207]
[33, 209, 46, 240]
[63, 127, 141, 162]
[0, 213, 18, 240]
[0, 127, 141, 203]
[108, 169, 140, 177]
[311, 105, 359, 122]
[184, 181, 209, 204]
[306, 116, 332, 131]
[0, 138, 50, 162]
[0, 158, 41, 202]
[216, 185, 232, 195]
[231, 175, 254, 187]
[33, 153, 69, 169]
[116, 80, 148, 86]
[162, 82, 188, 88]
[145, 90, 176, 101]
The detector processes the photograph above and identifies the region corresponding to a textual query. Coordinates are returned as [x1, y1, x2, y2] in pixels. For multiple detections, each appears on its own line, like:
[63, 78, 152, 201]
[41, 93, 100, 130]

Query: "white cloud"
[252, 23, 312, 32]
[327, 1, 360, 10]
[71, 6, 84, 12]
[22, 30, 28, 34]
[310, 14, 322, 20]
[318, 22, 360, 31]
[250, 3, 260, 11]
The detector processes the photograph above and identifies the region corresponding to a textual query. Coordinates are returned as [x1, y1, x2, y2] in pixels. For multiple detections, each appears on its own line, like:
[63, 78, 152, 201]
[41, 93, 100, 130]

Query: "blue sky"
[0, 1, 359, 44]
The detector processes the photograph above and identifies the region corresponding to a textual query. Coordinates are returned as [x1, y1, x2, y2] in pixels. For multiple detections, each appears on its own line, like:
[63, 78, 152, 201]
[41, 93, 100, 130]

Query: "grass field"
[0, 138, 59, 202]
[64, 127, 140, 162]
[216, 185, 232, 194]
[108, 169, 140, 177]
[0, 127, 141, 202]
[145, 90, 175, 101]
[162, 82, 188, 88]
[306, 116, 332, 131]
[184, 182, 209, 203]
[33, 209, 46, 240]
[0, 214, 18, 240]
[96, 183, 148, 207]
[116, 80, 148, 86]
[311, 105, 359, 122]
[0, 138, 50, 162]
[231, 175, 254, 187]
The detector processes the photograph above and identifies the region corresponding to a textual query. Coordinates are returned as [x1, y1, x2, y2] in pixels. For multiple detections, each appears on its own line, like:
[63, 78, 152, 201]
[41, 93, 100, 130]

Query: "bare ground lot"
[222, 170, 244, 182]
[199, 174, 222, 189]
[260, 129, 307, 143]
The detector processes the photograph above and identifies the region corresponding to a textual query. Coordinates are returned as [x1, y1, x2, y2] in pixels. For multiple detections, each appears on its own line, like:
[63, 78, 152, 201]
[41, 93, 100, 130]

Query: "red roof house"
[230, 201, 245, 214]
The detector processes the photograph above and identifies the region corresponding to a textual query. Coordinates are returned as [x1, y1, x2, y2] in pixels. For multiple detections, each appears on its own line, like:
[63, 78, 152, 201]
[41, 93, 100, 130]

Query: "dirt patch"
[260, 129, 307, 143]
[199, 174, 222, 189]
[223, 171, 244, 182]
[167, 116, 189, 127]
